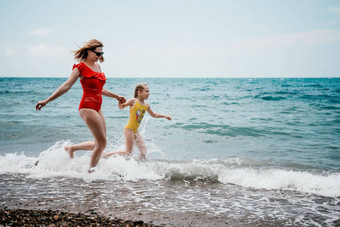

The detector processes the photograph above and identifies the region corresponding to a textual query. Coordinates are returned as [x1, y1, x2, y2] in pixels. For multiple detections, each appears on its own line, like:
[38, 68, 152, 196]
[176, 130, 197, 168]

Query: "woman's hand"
[35, 70, 79, 111]
[36, 100, 48, 110]
[165, 115, 172, 121]
[117, 96, 126, 104]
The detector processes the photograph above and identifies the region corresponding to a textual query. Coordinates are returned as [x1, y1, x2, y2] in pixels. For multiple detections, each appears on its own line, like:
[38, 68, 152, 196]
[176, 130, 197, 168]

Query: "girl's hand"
[36, 100, 48, 110]
[165, 115, 172, 121]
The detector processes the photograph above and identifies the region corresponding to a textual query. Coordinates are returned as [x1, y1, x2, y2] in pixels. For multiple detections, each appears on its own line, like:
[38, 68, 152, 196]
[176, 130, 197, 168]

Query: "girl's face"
[139, 85, 150, 100]
[88, 47, 103, 62]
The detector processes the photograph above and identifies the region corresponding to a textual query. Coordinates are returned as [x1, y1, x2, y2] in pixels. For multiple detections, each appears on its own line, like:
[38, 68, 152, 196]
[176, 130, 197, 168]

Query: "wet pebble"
[0, 208, 158, 227]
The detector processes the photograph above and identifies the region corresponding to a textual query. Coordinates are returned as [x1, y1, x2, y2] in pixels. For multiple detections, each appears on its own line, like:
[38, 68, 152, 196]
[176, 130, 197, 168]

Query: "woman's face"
[88, 47, 103, 62]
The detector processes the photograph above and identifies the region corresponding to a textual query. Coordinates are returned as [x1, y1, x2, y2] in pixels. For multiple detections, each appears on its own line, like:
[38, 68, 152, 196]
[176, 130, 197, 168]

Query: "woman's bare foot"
[101, 151, 113, 159]
[64, 146, 75, 159]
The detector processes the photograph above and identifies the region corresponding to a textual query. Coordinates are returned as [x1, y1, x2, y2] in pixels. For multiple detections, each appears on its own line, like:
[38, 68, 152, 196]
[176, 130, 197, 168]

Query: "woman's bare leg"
[98, 110, 110, 157]
[65, 110, 107, 159]
[64, 141, 94, 158]
[103, 128, 134, 158]
[79, 108, 107, 169]
[98, 109, 107, 137]
[135, 133, 147, 160]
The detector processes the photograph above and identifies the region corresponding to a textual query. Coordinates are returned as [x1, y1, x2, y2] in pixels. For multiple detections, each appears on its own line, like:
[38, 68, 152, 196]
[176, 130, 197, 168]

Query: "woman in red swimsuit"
[35, 39, 125, 172]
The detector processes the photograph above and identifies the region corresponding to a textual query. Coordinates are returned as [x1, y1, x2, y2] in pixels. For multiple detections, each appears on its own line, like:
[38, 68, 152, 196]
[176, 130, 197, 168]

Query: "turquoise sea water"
[0, 77, 340, 226]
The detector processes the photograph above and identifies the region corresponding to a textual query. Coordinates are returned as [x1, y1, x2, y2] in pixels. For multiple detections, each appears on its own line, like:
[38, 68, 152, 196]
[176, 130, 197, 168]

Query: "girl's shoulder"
[135, 99, 148, 107]
[142, 101, 150, 109]
[128, 98, 136, 106]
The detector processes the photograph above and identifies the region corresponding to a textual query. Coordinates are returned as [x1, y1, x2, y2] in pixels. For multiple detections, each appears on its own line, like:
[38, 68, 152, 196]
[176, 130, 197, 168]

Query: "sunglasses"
[91, 49, 104, 57]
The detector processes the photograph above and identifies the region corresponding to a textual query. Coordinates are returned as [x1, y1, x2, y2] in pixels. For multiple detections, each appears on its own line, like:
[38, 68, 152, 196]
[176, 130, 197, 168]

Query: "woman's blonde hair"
[134, 83, 148, 98]
[73, 39, 104, 63]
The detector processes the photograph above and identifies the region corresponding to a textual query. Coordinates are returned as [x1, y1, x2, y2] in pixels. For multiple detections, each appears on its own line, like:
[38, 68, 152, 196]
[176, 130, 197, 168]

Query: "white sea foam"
[0, 141, 339, 197]
[218, 167, 340, 197]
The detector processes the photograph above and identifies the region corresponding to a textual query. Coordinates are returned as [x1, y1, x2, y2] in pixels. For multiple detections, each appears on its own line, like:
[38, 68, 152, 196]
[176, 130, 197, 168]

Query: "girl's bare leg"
[103, 128, 134, 158]
[135, 133, 147, 160]
[79, 109, 107, 169]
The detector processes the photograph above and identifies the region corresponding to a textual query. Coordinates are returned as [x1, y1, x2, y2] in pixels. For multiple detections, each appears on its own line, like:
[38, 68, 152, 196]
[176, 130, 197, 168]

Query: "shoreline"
[0, 208, 158, 227]
[0, 208, 295, 227]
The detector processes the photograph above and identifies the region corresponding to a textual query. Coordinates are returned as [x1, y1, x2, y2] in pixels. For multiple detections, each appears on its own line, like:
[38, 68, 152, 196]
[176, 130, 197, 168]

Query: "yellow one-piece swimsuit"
[125, 99, 148, 134]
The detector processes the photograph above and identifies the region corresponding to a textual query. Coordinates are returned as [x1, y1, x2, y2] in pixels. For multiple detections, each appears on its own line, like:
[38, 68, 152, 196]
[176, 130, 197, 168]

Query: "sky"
[1, 0, 340, 78]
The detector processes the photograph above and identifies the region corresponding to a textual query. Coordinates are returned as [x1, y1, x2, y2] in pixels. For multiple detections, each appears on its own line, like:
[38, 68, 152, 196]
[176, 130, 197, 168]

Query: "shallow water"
[1, 172, 339, 226]
[0, 77, 340, 226]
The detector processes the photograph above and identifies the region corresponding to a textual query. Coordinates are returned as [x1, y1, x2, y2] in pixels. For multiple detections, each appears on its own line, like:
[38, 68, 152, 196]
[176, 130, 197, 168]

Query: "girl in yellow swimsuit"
[103, 83, 172, 160]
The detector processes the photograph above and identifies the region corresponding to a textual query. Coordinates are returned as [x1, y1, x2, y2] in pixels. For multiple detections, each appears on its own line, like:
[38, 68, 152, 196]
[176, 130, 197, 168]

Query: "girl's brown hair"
[134, 83, 148, 98]
[73, 39, 104, 63]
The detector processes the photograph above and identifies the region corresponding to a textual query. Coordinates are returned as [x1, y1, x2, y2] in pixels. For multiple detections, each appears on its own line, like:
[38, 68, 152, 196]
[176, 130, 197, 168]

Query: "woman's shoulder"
[72, 62, 84, 70]
[95, 62, 102, 70]
[72, 62, 106, 80]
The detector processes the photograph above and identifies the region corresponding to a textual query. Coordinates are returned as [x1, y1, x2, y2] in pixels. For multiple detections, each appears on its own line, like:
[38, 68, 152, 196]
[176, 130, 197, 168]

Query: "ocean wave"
[172, 122, 266, 137]
[0, 141, 339, 197]
[0, 90, 34, 95]
[254, 94, 287, 101]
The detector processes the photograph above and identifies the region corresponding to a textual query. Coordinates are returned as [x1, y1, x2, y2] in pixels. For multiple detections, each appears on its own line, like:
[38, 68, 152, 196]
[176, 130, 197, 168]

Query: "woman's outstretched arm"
[36, 68, 80, 110]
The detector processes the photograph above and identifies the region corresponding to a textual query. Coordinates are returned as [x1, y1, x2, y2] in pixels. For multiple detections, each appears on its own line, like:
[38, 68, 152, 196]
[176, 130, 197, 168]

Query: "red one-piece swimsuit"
[73, 62, 106, 112]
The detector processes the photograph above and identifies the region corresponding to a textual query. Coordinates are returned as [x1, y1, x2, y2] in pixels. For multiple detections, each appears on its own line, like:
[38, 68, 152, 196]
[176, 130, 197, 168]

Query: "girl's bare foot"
[64, 146, 75, 159]
[139, 153, 146, 161]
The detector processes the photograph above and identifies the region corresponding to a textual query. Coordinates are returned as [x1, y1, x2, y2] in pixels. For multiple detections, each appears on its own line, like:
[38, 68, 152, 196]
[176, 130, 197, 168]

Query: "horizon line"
[1, 76, 340, 79]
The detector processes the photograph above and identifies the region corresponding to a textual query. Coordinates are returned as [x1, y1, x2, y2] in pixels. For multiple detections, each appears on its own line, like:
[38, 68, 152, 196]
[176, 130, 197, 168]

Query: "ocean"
[0, 77, 339, 226]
